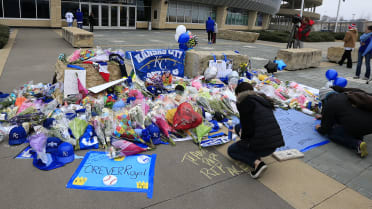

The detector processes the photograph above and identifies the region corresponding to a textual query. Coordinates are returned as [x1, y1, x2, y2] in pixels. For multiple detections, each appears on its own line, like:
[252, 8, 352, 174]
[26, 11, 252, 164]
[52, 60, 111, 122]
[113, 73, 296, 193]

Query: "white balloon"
[175, 33, 180, 42]
[176, 25, 186, 36]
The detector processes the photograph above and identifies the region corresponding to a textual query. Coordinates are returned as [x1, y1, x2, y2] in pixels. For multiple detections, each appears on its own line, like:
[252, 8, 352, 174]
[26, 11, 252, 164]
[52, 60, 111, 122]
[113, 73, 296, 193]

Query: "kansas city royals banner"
[128, 49, 185, 80]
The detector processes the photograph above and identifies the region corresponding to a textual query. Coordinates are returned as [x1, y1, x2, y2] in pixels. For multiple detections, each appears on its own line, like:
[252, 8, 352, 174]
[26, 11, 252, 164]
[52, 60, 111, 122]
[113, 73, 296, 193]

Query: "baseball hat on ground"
[56, 142, 75, 164]
[32, 152, 65, 171]
[46, 137, 62, 153]
[9, 126, 27, 145]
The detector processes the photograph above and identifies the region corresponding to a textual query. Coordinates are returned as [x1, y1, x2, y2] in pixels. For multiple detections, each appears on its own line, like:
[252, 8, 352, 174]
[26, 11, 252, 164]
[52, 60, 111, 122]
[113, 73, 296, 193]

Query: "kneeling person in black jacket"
[316, 87, 372, 158]
[228, 82, 284, 179]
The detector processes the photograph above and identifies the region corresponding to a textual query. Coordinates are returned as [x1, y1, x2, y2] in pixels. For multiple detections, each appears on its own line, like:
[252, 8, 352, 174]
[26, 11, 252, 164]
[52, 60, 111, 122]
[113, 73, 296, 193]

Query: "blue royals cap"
[46, 137, 62, 153]
[9, 126, 27, 146]
[32, 152, 64, 171]
[56, 142, 75, 164]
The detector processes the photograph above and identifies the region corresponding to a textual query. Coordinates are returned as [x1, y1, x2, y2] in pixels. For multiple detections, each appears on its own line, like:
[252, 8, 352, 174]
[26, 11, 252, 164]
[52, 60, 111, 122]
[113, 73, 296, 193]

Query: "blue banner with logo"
[128, 49, 185, 80]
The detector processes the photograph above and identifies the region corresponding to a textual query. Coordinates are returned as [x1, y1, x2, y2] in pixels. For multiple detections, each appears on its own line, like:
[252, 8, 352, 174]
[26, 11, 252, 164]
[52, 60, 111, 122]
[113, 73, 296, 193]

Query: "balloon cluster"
[175, 25, 198, 51]
[325, 69, 348, 87]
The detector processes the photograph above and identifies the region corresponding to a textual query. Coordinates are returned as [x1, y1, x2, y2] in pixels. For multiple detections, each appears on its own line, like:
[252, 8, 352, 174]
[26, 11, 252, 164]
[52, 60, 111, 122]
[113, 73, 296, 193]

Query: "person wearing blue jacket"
[75, 9, 84, 29]
[354, 26, 372, 80]
[206, 17, 215, 44]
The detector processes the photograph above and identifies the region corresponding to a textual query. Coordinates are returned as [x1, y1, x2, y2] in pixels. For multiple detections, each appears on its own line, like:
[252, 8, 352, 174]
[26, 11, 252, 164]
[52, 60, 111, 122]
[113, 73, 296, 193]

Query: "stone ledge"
[327, 46, 359, 63]
[62, 27, 93, 48]
[218, 30, 259, 43]
[185, 50, 249, 77]
[277, 48, 322, 71]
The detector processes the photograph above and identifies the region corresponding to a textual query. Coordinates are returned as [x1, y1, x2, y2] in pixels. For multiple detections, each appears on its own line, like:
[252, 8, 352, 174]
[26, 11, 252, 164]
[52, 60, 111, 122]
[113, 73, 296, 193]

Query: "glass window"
[136, 6, 151, 21]
[0, 1, 3, 18]
[61, 2, 79, 19]
[21, 0, 36, 18]
[37, 0, 49, 18]
[225, 8, 248, 25]
[166, 1, 215, 24]
[4, 0, 20, 18]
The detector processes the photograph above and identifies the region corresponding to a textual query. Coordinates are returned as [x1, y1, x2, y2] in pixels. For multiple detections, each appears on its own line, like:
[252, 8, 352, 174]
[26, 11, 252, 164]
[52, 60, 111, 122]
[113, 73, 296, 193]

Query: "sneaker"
[357, 141, 368, 158]
[250, 161, 267, 179]
[338, 61, 343, 66]
[353, 76, 360, 79]
[362, 77, 370, 80]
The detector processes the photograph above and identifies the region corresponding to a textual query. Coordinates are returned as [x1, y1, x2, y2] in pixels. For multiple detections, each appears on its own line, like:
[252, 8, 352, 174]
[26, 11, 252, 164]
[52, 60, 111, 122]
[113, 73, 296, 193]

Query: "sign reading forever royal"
[129, 49, 185, 80]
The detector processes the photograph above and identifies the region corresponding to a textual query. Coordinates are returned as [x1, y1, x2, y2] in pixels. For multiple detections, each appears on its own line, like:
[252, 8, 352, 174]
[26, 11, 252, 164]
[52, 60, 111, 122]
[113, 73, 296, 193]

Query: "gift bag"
[209, 54, 232, 78]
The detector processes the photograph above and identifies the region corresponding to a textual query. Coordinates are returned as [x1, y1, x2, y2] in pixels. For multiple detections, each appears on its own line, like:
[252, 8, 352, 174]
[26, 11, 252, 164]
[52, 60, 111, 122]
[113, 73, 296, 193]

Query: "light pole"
[300, 0, 305, 17]
[334, 0, 344, 32]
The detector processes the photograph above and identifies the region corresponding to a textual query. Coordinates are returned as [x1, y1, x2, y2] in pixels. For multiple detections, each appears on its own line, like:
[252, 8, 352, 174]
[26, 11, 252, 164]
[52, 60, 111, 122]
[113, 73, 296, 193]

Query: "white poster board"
[64, 70, 86, 98]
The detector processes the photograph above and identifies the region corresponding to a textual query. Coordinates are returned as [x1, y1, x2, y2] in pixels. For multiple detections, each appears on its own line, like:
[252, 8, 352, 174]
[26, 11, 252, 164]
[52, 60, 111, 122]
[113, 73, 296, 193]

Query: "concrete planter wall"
[327, 46, 359, 63]
[277, 48, 322, 71]
[62, 27, 93, 48]
[218, 30, 260, 43]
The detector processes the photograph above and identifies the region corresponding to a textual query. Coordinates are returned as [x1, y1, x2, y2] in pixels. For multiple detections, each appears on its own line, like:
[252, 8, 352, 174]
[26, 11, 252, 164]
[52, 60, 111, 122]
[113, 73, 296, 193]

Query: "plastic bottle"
[228, 120, 233, 140]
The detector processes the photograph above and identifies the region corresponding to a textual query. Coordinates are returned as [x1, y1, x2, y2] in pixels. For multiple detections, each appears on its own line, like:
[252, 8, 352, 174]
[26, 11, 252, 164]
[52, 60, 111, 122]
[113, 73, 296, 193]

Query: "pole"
[334, 0, 342, 32]
[300, 0, 305, 17]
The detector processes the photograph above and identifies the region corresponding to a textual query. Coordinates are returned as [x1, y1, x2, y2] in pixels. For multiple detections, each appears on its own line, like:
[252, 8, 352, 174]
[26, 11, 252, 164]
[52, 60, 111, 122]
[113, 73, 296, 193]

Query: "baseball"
[103, 175, 118, 186]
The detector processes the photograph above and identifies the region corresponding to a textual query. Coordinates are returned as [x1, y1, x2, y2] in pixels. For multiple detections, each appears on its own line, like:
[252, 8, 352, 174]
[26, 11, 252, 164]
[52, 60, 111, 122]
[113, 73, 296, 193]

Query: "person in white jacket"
[213, 23, 218, 44]
[65, 11, 74, 27]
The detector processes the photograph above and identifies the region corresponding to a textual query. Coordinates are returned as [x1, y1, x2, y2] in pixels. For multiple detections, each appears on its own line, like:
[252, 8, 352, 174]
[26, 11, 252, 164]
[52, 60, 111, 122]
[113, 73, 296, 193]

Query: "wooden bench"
[277, 48, 322, 71]
[62, 27, 94, 48]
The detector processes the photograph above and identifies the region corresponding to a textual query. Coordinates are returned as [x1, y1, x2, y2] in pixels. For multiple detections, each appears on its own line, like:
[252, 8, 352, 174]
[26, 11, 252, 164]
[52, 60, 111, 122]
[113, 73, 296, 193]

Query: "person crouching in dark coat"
[228, 82, 284, 179]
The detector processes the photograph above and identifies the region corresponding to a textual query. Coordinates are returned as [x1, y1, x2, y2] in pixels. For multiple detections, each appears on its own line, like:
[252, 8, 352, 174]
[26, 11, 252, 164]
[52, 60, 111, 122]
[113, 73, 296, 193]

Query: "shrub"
[254, 30, 290, 43]
[306, 31, 335, 42]
[0, 24, 10, 49]
[333, 32, 345, 40]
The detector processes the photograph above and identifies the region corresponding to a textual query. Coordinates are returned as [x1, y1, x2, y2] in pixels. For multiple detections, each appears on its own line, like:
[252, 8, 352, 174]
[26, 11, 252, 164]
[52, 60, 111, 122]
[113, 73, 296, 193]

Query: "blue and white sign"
[66, 151, 157, 198]
[128, 49, 185, 80]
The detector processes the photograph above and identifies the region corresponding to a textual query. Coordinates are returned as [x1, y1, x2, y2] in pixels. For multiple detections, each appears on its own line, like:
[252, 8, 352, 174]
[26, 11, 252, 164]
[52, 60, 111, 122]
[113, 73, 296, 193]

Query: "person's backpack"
[345, 91, 372, 112]
[264, 60, 278, 74]
[109, 54, 128, 77]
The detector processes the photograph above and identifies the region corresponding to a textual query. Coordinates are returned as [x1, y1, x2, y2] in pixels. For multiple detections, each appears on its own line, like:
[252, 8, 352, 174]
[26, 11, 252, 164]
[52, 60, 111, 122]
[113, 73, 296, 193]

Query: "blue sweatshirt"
[206, 17, 215, 32]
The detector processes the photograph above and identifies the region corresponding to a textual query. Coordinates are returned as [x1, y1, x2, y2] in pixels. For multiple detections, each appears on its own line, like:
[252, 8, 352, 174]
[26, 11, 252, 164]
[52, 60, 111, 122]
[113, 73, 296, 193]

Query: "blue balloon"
[334, 77, 348, 87]
[325, 69, 338, 81]
[178, 32, 190, 44]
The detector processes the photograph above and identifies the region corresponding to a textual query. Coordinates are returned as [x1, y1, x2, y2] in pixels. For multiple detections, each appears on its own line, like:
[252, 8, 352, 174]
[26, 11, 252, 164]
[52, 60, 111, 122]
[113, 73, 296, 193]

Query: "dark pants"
[227, 142, 275, 168]
[212, 33, 216, 43]
[77, 23, 83, 29]
[207, 31, 213, 42]
[327, 125, 363, 151]
[356, 51, 371, 78]
[339, 49, 352, 68]
[89, 24, 94, 32]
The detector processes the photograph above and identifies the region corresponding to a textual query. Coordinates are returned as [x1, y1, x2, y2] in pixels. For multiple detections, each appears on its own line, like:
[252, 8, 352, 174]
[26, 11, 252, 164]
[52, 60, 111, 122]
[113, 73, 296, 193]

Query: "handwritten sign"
[63, 70, 86, 98]
[181, 149, 248, 180]
[66, 151, 156, 198]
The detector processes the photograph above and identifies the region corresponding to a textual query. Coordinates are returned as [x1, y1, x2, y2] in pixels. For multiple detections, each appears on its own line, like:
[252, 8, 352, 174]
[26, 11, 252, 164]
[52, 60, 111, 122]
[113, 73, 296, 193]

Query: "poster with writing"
[274, 109, 329, 152]
[63, 70, 86, 98]
[66, 151, 156, 198]
[128, 49, 185, 80]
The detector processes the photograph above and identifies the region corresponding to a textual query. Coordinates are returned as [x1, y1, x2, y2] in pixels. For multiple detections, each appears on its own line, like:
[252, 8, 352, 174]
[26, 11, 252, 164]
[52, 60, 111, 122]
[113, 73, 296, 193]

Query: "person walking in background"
[65, 11, 74, 27]
[228, 82, 284, 179]
[354, 25, 372, 80]
[338, 24, 358, 68]
[206, 17, 215, 44]
[89, 12, 95, 32]
[212, 22, 218, 44]
[76, 9, 84, 29]
[295, 17, 314, 48]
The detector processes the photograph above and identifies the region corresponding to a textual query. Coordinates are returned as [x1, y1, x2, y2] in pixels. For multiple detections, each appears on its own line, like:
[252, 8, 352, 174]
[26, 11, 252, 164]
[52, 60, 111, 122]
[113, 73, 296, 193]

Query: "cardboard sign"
[64, 70, 86, 98]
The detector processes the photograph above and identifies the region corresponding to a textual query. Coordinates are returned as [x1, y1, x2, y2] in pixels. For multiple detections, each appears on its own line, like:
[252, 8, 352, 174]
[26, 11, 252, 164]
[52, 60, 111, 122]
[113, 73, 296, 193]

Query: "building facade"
[270, 0, 322, 31]
[0, 0, 281, 30]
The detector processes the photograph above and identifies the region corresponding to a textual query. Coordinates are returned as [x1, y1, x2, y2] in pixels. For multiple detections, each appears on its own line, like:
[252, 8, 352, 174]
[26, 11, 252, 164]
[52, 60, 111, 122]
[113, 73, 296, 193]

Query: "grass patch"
[0, 24, 10, 49]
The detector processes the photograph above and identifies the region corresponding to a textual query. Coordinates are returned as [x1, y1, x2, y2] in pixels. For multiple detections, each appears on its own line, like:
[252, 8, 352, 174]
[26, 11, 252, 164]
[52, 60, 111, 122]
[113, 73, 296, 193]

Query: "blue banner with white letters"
[128, 49, 185, 80]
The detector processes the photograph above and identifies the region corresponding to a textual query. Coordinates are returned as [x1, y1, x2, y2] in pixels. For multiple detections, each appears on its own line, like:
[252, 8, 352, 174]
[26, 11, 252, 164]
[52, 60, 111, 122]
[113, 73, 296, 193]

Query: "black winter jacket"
[236, 91, 284, 151]
[318, 93, 372, 137]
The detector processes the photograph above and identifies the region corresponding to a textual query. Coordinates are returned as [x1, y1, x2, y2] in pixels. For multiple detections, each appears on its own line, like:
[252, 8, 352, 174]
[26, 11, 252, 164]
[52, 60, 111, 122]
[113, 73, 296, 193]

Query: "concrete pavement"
[0, 28, 371, 209]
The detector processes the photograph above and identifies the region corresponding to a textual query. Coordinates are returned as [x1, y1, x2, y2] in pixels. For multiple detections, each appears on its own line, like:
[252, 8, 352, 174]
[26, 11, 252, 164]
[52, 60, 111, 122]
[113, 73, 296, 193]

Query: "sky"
[316, 0, 371, 20]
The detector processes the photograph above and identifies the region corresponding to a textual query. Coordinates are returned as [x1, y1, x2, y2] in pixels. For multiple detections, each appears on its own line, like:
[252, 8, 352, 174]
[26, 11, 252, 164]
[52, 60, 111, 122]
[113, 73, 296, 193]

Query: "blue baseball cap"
[43, 118, 56, 129]
[56, 142, 74, 164]
[32, 152, 64, 171]
[46, 137, 62, 153]
[9, 126, 27, 145]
